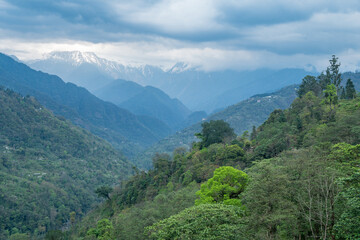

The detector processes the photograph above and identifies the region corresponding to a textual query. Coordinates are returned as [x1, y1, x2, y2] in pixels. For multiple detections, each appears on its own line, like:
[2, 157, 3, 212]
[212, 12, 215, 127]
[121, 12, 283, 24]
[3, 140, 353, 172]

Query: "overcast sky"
[1, 0, 360, 71]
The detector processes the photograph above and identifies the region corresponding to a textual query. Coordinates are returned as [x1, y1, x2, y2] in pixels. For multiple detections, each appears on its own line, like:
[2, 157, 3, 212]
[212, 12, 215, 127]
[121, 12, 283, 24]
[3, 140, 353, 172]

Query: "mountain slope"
[94, 79, 144, 105]
[0, 88, 133, 238]
[0, 53, 166, 158]
[202, 68, 312, 113]
[95, 79, 192, 130]
[208, 84, 298, 131]
[137, 85, 298, 168]
[119, 86, 191, 130]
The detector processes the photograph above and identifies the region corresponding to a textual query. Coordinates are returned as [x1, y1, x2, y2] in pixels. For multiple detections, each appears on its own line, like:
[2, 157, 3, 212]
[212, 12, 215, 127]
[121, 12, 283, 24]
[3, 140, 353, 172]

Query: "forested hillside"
[71, 59, 360, 239]
[0, 88, 133, 239]
[3, 0, 360, 239]
[138, 84, 298, 169]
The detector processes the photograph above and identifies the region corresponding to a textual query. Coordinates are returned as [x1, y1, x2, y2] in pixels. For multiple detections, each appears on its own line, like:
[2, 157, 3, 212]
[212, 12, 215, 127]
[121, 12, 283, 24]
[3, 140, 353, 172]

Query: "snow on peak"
[45, 51, 105, 66]
[43, 52, 195, 75]
[168, 62, 193, 73]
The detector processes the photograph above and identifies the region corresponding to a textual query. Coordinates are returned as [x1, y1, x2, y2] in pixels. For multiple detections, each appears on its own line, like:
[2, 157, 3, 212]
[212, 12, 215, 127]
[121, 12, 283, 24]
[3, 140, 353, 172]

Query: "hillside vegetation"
[138, 84, 298, 169]
[0, 88, 133, 239]
[71, 57, 360, 240]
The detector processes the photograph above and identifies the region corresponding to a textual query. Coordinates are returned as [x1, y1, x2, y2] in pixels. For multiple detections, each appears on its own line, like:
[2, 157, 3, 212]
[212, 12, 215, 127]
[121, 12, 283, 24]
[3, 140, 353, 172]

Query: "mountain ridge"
[0, 53, 168, 159]
[95, 79, 198, 131]
[119, 85, 192, 130]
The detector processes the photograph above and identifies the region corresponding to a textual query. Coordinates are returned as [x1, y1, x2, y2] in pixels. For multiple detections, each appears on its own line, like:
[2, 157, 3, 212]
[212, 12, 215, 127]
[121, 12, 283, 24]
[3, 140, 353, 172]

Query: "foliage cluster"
[195, 166, 248, 206]
[71, 125, 249, 239]
[137, 84, 298, 168]
[73, 92, 360, 239]
[195, 120, 236, 148]
[146, 96, 360, 240]
[146, 204, 246, 240]
[253, 87, 359, 160]
[297, 55, 357, 101]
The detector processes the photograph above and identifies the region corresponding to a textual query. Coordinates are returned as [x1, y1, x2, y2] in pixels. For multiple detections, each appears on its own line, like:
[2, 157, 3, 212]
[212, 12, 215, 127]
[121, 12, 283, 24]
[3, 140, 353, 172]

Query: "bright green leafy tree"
[86, 219, 114, 240]
[146, 204, 246, 240]
[323, 84, 338, 109]
[195, 166, 248, 206]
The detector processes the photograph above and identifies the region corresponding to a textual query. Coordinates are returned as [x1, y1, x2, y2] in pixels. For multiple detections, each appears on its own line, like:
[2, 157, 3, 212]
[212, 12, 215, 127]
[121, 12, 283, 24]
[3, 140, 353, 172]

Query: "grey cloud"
[0, 0, 240, 42]
[217, 0, 360, 26]
[1, 0, 143, 41]
[218, 5, 311, 27]
[7, 0, 113, 24]
[1, 0, 360, 58]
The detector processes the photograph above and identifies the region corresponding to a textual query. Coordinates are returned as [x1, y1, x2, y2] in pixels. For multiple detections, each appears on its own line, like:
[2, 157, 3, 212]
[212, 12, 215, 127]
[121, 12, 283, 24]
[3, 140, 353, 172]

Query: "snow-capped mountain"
[44, 51, 104, 66]
[28, 51, 166, 91]
[27, 51, 315, 113]
[168, 62, 195, 73]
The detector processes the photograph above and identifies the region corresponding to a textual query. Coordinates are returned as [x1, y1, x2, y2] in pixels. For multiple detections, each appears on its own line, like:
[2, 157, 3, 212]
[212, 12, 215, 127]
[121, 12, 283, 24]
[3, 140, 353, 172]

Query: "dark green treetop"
[345, 78, 357, 99]
[326, 55, 342, 90]
[195, 120, 236, 149]
[297, 75, 321, 98]
[95, 186, 113, 200]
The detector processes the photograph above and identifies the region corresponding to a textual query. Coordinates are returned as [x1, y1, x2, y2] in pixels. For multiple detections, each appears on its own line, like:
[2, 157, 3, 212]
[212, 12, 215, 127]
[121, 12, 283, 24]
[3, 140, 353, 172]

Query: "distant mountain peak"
[168, 62, 194, 73]
[45, 51, 106, 66]
[38, 51, 130, 82]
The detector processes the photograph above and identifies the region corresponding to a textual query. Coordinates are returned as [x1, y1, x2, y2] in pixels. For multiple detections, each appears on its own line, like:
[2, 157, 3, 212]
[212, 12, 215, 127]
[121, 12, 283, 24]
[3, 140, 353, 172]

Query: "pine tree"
[297, 75, 321, 97]
[327, 55, 342, 90]
[345, 79, 356, 99]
